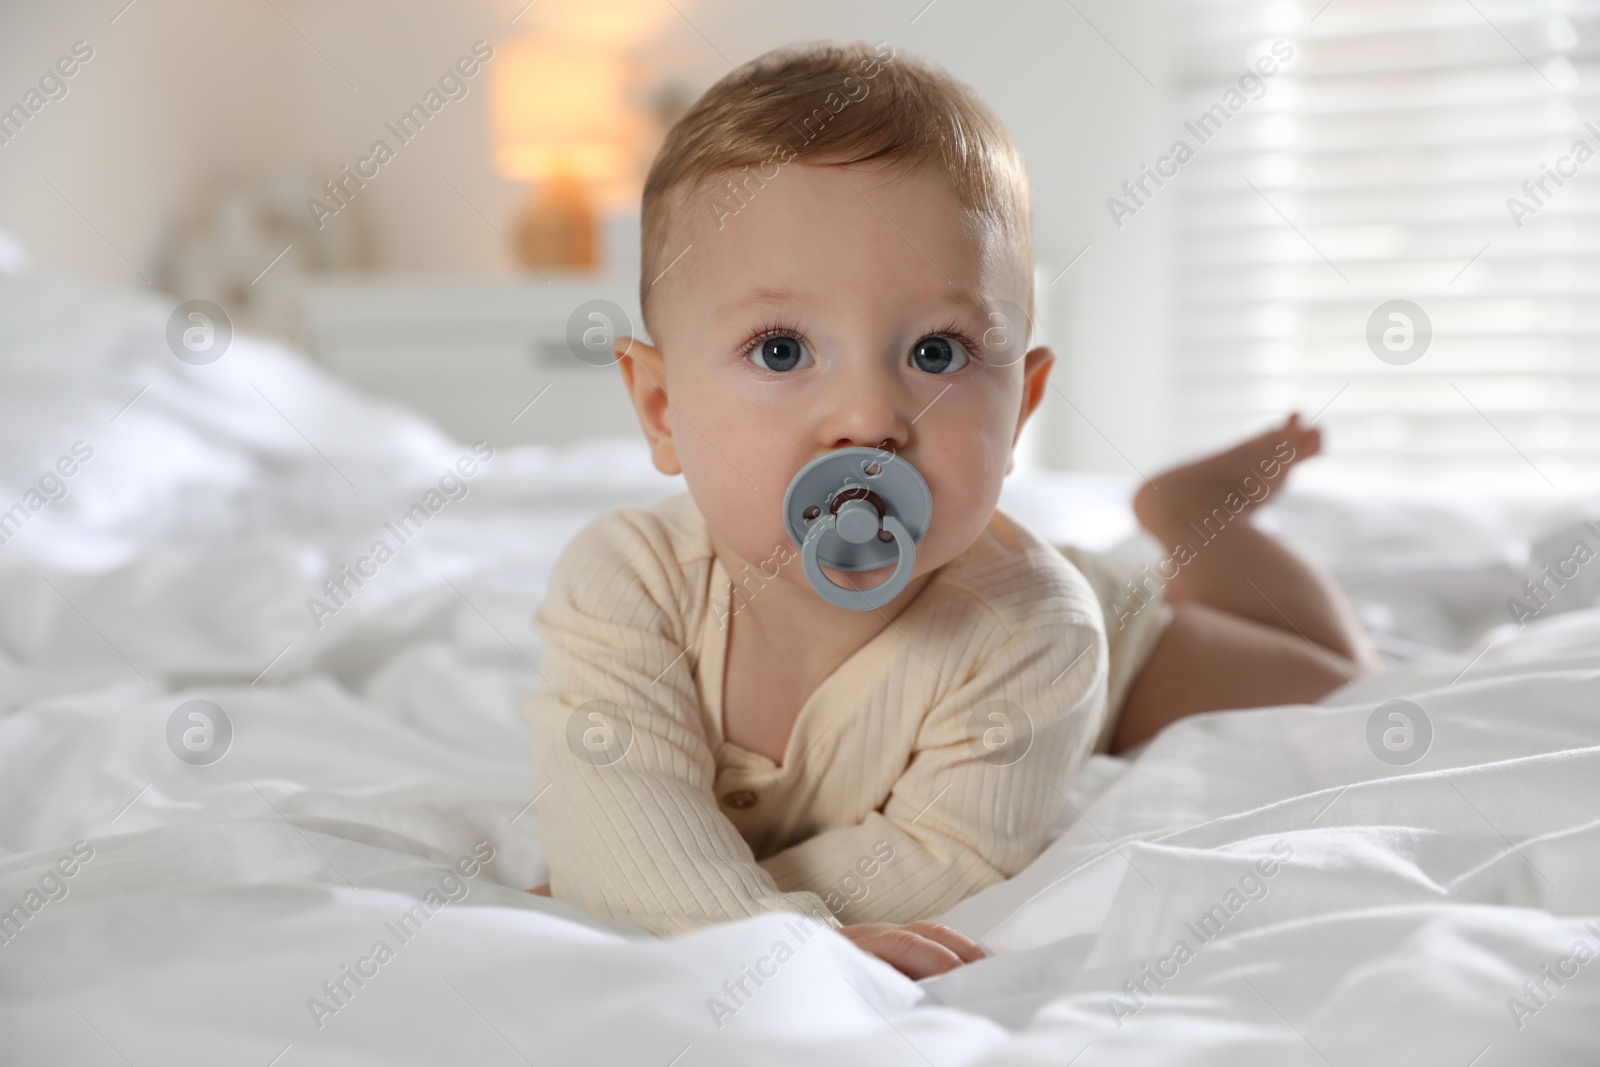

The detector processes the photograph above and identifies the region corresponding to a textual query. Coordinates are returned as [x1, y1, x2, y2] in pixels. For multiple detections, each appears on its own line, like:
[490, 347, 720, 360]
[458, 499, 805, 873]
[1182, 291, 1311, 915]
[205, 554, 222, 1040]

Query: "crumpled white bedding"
[1, 273, 1597, 1065]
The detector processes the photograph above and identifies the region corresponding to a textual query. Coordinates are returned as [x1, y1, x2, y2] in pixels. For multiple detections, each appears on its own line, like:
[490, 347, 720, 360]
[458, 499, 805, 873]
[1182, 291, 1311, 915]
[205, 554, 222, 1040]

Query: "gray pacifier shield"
[782, 447, 932, 609]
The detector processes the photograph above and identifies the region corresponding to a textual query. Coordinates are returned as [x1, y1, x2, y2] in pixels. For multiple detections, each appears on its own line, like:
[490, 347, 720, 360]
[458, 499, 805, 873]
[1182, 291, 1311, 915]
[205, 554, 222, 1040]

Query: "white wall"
[0, 2, 298, 283]
[0, 0, 1174, 473]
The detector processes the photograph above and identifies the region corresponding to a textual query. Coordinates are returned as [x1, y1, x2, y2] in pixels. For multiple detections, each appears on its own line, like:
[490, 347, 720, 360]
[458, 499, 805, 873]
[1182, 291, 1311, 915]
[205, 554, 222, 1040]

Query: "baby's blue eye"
[751, 334, 808, 372]
[911, 336, 968, 375]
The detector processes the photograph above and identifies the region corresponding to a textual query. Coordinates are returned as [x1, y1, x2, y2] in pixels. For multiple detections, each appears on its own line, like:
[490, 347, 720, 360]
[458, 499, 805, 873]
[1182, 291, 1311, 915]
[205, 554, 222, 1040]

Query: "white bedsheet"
[1, 274, 1597, 1065]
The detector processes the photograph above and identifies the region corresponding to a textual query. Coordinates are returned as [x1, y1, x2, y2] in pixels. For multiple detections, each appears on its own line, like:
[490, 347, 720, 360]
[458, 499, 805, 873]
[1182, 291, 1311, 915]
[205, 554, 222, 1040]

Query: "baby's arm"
[525, 511, 835, 935]
[757, 608, 1106, 928]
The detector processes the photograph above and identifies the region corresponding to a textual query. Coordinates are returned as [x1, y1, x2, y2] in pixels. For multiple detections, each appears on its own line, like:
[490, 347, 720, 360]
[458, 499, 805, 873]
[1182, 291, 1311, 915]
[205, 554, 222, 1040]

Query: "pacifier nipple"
[834, 498, 881, 544]
[781, 447, 933, 610]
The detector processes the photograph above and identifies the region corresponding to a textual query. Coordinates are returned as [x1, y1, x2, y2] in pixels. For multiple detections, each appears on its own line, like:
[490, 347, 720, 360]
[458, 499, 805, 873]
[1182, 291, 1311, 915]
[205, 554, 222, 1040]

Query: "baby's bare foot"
[1133, 413, 1319, 545]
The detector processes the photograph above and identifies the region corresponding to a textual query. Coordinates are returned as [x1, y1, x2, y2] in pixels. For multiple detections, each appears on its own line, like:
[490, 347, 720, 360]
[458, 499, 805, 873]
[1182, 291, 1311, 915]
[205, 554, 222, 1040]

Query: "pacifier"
[781, 446, 932, 610]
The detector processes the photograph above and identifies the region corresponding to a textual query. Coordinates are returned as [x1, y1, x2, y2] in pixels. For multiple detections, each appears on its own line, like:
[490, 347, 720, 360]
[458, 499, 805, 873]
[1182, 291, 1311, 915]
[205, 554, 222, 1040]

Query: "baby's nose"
[824, 369, 911, 453]
[828, 420, 907, 455]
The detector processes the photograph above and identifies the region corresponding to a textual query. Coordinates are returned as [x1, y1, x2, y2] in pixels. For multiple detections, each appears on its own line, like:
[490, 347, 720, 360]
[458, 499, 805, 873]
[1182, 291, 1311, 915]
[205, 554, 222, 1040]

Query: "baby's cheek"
[690, 461, 796, 568]
[924, 456, 1006, 565]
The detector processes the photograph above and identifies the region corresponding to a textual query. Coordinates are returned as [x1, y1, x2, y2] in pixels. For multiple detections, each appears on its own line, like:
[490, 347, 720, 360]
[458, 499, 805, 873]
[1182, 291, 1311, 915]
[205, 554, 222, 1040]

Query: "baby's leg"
[1111, 414, 1381, 751]
[1111, 602, 1365, 751]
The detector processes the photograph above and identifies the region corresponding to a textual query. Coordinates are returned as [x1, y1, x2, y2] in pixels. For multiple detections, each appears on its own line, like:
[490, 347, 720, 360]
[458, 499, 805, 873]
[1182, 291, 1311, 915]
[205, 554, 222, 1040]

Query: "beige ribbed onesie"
[523, 491, 1109, 936]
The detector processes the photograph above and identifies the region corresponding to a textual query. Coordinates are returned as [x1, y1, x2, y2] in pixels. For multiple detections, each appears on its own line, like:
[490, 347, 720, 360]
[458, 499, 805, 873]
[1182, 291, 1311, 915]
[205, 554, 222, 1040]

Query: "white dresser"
[295, 214, 646, 449]
[298, 274, 644, 448]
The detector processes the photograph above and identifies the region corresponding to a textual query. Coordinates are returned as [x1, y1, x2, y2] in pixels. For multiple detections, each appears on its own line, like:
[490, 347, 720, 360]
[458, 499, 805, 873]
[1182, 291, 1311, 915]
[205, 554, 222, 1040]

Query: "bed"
[1, 272, 1597, 1065]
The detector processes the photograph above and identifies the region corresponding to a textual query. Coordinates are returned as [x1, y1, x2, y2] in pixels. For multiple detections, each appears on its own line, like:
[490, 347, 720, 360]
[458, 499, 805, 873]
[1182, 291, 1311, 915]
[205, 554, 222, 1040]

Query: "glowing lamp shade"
[489, 41, 643, 269]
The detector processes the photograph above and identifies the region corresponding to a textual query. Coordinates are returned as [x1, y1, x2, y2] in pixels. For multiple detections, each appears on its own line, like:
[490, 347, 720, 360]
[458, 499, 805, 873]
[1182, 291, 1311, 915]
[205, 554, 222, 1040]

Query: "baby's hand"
[838, 921, 986, 978]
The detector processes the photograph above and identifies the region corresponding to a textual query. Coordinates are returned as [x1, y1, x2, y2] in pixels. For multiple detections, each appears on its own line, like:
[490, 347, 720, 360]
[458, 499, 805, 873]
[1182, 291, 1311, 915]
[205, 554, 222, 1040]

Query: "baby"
[523, 40, 1380, 979]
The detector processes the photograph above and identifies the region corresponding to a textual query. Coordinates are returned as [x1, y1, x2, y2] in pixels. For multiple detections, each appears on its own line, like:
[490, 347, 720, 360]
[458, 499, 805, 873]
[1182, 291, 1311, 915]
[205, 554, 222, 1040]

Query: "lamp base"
[515, 174, 599, 270]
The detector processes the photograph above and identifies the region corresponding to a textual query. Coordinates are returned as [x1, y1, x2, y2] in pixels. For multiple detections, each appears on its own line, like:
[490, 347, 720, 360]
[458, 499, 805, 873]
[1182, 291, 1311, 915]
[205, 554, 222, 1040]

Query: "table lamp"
[490, 40, 644, 271]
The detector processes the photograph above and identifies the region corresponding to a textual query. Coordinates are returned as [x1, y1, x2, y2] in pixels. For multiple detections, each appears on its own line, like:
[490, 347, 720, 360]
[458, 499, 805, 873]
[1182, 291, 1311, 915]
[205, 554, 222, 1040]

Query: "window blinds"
[1173, 0, 1600, 501]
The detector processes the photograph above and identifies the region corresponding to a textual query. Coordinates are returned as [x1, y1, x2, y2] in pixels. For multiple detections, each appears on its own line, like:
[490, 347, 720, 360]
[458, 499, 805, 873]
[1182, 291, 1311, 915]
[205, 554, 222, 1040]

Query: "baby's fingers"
[902, 921, 986, 964]
[869, 928, 964, 978]
[841, 923, 963, 979]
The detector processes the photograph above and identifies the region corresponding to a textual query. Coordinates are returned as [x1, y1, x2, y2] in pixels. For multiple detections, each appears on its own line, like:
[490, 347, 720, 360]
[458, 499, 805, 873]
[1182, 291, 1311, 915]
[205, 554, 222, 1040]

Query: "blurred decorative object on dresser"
[155, 170, 367, 343]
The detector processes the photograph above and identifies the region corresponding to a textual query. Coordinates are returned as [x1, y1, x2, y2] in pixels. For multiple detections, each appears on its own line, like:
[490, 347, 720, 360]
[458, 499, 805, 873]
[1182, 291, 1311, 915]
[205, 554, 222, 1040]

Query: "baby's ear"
[1005, 345, 1055, 476]
[614, 336, 681, 476]
[1015, 345, 1055, 439]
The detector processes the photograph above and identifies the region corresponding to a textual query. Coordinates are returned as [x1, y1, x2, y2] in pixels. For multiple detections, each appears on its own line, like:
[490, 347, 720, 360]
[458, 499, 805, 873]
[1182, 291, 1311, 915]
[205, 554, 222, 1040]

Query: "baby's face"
[621, 161, 1052, 600]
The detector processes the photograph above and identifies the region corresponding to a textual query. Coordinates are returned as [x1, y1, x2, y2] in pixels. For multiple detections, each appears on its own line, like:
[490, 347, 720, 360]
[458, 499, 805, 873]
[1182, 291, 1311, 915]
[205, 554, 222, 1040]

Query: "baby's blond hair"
[639, 40, 1034, 338]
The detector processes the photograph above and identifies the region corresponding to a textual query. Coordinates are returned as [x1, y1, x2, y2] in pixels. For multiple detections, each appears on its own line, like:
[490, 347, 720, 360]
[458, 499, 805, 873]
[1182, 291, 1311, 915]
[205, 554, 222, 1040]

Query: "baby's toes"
[1288, 421, 1323, 462]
